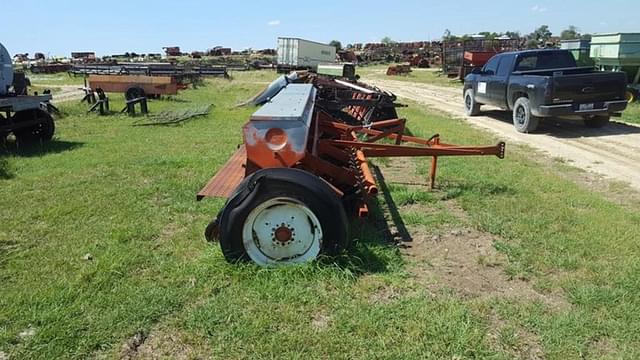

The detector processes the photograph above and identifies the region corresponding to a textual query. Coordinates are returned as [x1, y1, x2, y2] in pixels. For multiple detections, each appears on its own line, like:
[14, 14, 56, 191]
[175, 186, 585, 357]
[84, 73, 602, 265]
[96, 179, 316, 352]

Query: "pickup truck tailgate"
[552, 71, 627, 103]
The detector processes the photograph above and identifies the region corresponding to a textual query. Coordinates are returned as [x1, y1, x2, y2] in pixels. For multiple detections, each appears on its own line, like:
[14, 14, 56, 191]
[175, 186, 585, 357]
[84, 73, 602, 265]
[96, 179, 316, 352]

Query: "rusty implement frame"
[198, 107, 505, 218]
[318, 117, 504, 189]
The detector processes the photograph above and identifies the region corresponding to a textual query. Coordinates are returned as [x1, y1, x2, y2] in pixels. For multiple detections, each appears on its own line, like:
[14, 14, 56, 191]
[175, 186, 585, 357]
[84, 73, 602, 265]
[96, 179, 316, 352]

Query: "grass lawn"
[621, 101, 640, 124]
[27, 73, 86, 87]
[2, 71, 640, 359]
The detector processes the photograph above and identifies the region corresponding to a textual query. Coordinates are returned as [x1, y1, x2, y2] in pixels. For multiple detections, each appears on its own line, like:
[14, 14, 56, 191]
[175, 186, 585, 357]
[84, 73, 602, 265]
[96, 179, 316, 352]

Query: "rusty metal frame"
[198, 87, 505, 219]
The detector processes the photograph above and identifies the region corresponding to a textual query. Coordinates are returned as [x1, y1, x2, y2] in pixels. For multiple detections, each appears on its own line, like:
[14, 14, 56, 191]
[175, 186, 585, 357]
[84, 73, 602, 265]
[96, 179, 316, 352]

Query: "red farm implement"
[198, 78, 505, 266]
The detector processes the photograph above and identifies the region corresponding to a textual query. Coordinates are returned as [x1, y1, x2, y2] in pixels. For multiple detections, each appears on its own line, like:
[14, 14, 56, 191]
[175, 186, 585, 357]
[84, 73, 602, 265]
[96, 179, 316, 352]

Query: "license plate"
[579, 103, 594, 111]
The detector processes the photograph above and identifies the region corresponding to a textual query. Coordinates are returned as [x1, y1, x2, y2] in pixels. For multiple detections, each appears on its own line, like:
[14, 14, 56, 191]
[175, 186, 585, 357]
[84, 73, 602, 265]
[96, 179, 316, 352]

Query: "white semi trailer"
[276, 37, 336, 73]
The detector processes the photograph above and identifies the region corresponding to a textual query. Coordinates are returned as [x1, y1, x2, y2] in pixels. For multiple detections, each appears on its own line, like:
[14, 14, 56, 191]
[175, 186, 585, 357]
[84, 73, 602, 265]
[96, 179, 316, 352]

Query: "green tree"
[530, 25, 552, 42]
[478, 31, 500, 40]
[381, 36, 395, 45]
[526, 39, 539, 49]
[560, 25, 581, 40]
[504, 31, 521, 39]
[329, 40, 342, 51]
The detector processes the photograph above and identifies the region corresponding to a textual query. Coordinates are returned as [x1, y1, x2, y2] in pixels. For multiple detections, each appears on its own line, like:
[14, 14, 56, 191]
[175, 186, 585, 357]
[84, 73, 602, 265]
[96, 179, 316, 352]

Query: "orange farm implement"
[198, 75, 505, 266]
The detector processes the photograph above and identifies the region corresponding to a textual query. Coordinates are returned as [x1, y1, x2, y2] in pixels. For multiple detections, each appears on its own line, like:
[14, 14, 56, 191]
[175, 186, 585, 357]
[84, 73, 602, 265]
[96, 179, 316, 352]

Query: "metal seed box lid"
[251, 84, 316, 123]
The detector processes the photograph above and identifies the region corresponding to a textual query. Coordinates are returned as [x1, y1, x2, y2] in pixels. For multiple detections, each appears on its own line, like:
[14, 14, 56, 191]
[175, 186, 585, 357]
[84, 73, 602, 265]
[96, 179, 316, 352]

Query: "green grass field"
[2, 71, 640, 359]
[622, 102, 640, 124]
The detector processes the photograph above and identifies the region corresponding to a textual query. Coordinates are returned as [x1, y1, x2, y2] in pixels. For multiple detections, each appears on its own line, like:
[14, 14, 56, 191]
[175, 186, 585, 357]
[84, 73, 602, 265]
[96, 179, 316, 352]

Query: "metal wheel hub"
[516, 106, 526, 124]
[242, 197, 322, 265]
[274, 225, 294, 244]
[465, 95, 471, 109]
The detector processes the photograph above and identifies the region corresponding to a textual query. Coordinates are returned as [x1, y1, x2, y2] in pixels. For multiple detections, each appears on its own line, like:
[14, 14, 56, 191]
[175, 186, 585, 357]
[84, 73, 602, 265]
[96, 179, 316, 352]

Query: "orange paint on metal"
[355, 150, 378, 195]
[265, 128, 288, 150]
[243, 123, 307, 169]
[197, 146, 247, 200]
[88, 74, 179, 95]
[275, 226, 293, 243]
[358, 202, 369, 217]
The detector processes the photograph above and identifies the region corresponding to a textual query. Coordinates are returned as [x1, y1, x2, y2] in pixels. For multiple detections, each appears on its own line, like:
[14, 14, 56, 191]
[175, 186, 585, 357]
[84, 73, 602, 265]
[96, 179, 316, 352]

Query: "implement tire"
[215, 168, 349, 266]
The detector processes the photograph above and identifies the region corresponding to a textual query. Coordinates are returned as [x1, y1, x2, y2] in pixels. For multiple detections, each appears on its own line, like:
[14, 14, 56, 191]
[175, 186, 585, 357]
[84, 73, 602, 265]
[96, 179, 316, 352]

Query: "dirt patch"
[157, 222, 181, 243]
[403, 222, 564, 308]
[119, 328, 208, 360]
[120, 331, 147, 359]
[486, 311, 545, 360]
[374, 159, 570, 311]
[311, 311, 332, 331]
[585, 337, 619, 359]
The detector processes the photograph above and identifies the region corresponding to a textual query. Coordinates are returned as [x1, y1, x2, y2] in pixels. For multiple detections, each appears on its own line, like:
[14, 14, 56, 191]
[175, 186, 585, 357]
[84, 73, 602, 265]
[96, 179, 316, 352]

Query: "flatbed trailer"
[88, 74, 180, 100]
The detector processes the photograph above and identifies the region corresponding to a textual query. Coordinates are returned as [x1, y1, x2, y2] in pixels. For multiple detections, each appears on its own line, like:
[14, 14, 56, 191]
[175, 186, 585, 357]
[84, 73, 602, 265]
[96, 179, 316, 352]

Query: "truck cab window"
[516, 51, 577, 71]
[496, 57, 511, 77]
[516, 56, 537, 71]
[483, 56, 500, 75]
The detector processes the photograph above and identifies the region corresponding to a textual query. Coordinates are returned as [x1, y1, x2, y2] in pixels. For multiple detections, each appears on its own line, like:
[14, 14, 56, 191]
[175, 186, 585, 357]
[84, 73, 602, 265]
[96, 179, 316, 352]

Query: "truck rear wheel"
[214, 168, 349, 266]
[464, 88, 481, 116]
[583, 115, 610, 128]
[13, 109, 55, 143]
[512, 97, 539, 133]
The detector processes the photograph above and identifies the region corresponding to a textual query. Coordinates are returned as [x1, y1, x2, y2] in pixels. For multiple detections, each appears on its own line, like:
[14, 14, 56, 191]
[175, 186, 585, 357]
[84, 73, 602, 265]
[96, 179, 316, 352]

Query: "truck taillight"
[544, 79, 553, 99]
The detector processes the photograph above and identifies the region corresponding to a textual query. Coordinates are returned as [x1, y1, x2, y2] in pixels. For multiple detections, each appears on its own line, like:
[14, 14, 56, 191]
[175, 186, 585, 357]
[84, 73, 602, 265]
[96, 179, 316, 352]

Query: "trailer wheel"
[512, 97, 539, 133]
[216, 168, 349, 266]
[13, 109, 55, 143]
[464, 88, 481, 116]
[583, 115, 610, 128]
[125, 86, 146, 101]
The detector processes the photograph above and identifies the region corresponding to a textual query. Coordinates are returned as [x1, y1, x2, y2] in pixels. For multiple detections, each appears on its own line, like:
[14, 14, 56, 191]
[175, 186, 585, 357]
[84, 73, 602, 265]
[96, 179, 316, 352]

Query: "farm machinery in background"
[1, 42, 56, 144]
[197, 73, 506, 266]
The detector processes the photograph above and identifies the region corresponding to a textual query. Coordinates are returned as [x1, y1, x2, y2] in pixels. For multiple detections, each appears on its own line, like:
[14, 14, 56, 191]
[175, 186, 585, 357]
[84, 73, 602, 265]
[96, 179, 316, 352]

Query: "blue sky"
[4, 0, 637, 57]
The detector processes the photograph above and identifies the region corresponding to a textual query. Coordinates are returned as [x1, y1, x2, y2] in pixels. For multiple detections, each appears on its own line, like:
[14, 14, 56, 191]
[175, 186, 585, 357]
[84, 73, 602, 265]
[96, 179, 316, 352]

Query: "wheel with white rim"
[242, 197, 322, 265]
[213, 168, 349, 265]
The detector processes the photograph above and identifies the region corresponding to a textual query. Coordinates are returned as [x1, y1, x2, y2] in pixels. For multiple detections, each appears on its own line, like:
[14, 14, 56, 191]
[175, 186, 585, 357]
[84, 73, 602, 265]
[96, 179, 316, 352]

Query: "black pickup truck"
[463, 49, 628, 132]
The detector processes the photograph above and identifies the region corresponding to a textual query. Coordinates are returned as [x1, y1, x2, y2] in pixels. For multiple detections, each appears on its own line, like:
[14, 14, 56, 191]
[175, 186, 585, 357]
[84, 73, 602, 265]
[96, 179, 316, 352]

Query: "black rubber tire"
[464, 88, 481, 116]
[125, 86, 146, 101]
[13, 109, 55, 143]
[215, 168, 349, 264]
[512, 97, 539, 133]
[583, 115, 610, 128]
